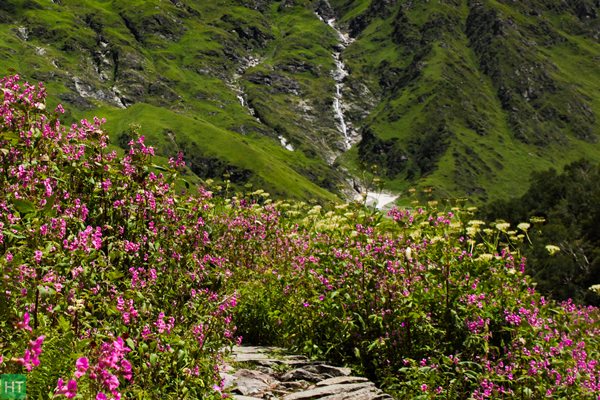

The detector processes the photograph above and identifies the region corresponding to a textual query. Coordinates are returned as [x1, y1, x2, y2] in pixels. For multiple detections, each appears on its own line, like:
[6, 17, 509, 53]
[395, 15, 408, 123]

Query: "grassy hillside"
[333, 0, 600, 201]
[0, 0, 345, 202]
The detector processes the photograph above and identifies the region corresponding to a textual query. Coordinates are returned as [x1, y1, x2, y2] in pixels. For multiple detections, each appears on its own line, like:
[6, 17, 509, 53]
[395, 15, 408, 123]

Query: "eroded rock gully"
[222, 346, 393, 400]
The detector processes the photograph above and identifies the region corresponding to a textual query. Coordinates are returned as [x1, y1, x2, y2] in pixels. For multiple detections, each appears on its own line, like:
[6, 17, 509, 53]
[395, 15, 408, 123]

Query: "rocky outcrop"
[220, 13, 274, 48]
[246, 71, 301, 95]
[349, 0, 398, 37]
[119, 10, 185, 43]
[222, 346, 393, 400]
[466, 2, 596, 144]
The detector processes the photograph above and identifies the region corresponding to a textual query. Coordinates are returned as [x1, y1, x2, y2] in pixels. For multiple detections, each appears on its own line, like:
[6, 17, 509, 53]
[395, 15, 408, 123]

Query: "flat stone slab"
[233, 346, 283, 353]
[232, 369, 278, 396]
[225, 346, 391, 400]
[318, 387, 391, 400]
[316, 376, 369, 386]
[282, 382, 376, 400]
[280, 368, 325, 382]
[303, 364, 352, 377]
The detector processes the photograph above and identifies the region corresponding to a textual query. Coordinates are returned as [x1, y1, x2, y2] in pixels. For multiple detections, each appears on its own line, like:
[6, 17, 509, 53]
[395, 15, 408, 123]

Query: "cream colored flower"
[545, 245, 560, 255]
[468, 220, 486, 226]
[495, 222, 510, 232]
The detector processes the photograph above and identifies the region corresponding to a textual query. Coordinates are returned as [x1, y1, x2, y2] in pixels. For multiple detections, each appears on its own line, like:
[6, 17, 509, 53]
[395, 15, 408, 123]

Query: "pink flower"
[104, 373, 119, 391]
[420, 384, 428, 392]
[55, 378, 77, 398]
[75, 357, 89, 378]
[66, 380, 77, 399]
[96, 393, 107, 400]
[17, 312, 32, 332]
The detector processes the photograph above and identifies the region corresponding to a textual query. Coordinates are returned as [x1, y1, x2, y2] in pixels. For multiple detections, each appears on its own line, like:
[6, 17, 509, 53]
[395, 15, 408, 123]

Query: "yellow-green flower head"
[468, 220, 486, 226]
[495, 222, 511, 232]
[545, 244, 561, 255]
[477, 253, 494, 262]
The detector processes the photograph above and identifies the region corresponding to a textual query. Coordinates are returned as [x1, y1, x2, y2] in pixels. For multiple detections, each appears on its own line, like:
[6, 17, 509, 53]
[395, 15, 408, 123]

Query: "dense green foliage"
[1, 0, 600, 202]
[484, 160, 600, 306]
[1, 76, 599, 398]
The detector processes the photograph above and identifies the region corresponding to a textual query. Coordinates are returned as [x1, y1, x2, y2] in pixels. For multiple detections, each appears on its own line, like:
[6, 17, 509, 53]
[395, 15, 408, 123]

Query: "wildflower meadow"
[0, 75, 598, 399]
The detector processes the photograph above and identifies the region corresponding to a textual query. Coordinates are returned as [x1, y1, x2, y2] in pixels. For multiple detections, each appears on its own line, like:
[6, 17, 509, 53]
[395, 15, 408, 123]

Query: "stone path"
[222, 346, 393, 400]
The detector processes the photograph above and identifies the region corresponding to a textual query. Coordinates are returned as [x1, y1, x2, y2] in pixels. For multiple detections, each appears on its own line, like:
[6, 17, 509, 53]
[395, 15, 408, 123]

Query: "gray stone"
[316, 376, 369, 386]
[233, 369, 278, 396]
[282, 382, 376, 400]
[279, 381, 311, 391]
[319, 387, 385, 400]
[225, 346, 391, 400]
[280, 368, 325, 382]
[221, 372, 237, 389]
[304, 364, 352, 377]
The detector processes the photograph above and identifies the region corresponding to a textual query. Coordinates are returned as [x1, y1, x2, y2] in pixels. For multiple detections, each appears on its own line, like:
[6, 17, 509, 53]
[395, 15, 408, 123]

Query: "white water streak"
[317, 13, 354, 151]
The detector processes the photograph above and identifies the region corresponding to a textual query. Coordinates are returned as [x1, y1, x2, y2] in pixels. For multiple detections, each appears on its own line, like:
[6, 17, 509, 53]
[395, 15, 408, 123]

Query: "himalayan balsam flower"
[55, 378, 77, 399]
[16, 312, 32, 331]
[75, 357, 89, 378]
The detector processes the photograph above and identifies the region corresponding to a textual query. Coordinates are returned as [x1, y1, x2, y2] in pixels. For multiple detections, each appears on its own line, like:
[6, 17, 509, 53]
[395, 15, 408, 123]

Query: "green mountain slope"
[335, 0, 600, 200]
[0, 0, 345, 202]
[1, 0, 599, 202]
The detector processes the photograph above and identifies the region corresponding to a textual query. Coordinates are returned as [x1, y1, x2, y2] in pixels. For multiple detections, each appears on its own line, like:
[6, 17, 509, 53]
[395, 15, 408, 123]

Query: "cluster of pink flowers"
[55, 338, 131, 400]
[17, 335, 45, 372]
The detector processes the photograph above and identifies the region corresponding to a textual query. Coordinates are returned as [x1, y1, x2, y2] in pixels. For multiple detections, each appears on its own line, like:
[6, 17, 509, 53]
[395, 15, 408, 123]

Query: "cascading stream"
[317, 10, 398, 209]
[316, 12, 354, 151]
[229, 57, 295, 151]
[229, 56, 261, 120]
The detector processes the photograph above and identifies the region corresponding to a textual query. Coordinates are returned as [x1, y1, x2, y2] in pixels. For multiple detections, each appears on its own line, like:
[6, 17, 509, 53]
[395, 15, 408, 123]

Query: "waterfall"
[229, 56, 262, 122]
[316, 13, 354, 151]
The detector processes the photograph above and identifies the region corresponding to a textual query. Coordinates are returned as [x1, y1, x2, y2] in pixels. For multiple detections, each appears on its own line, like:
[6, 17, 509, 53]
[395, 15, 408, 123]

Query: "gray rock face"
[223, 346, 393, 400]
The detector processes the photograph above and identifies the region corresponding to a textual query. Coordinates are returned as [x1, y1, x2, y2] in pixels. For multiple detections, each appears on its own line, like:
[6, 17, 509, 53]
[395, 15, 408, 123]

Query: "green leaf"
[13, 198, 36, 215]
[108, 271, 124, 280]
[58, 316, 71, 333]
[37, 285, 56, 297]
[151, 164, 168, 171]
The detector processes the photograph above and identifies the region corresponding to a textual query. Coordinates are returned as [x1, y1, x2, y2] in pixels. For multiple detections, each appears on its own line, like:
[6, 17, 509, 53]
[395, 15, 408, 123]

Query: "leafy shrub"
[0, 75, 236, 399]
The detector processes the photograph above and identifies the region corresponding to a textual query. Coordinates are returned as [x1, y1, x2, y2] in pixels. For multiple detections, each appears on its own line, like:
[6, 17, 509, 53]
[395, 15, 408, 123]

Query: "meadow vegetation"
[1, 75, 599, 399]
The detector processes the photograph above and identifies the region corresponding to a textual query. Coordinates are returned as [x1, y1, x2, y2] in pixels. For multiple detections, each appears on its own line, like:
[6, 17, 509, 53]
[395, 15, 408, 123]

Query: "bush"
[0, 75, 236, 399]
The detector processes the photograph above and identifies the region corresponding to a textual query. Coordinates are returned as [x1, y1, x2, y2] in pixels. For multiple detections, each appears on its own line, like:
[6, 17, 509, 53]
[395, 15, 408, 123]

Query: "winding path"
[222, 346, 393, 399]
